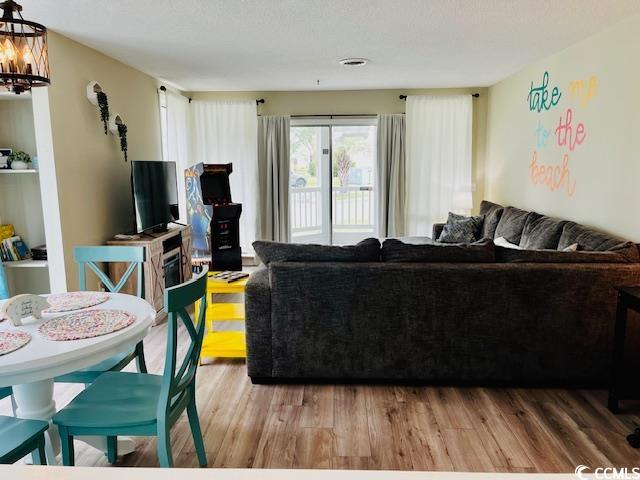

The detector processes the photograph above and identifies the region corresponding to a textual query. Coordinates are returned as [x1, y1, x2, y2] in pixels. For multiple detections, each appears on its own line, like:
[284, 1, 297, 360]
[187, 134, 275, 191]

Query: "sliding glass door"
[290, 118, 377, 245]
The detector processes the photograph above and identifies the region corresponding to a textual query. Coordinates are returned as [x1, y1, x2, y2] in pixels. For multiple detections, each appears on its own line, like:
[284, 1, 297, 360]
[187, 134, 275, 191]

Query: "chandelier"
[0, 0, 49, 94]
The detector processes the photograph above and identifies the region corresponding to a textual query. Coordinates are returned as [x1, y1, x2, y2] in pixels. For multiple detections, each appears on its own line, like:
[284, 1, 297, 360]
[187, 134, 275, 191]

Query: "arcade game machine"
[198, 163, 243, 271]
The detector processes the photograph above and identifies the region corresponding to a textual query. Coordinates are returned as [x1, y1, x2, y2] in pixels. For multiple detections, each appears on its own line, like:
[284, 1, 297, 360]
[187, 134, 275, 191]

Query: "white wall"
[485, 16, 640, 241]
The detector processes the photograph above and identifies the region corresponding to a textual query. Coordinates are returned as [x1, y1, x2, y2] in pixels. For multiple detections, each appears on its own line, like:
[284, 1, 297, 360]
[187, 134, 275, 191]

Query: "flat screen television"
[131, 160, 179, 233]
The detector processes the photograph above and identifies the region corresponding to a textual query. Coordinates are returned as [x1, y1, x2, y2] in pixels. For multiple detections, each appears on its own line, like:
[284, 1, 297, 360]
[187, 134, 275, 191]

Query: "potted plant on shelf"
[8, 151, 31, 170]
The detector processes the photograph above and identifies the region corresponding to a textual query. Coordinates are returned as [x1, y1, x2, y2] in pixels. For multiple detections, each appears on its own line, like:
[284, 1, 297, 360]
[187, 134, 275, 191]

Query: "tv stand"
[150, 224, 168, 234]
[107, 225, 192, 324]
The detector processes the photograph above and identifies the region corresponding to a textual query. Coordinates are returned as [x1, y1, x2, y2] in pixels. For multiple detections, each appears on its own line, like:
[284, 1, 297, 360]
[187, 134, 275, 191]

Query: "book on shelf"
[0, 224, 14, 242]
[0, 235, 32, 262]
[31, 244, 47, 260]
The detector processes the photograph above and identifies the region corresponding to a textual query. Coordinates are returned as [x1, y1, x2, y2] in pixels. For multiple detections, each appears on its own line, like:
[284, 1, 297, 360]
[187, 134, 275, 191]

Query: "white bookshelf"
[3, 259, 48, 268]
[0, 95, 50, 294]
[0, 169, 38, 174]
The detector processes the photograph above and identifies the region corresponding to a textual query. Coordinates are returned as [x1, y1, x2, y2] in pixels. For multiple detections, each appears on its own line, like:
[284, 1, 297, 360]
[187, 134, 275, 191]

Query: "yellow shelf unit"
[197, 272, 249, 360]
[207, 302, 245, 322]
[201, 331, 246, 358]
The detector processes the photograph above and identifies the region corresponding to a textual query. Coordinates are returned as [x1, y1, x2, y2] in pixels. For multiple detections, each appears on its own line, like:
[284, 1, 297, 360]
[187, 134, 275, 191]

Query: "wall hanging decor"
[107, 112, 122, 134]
[117, 123, 128, 162]
[85, 80, 103, 105]
[108, 113, 128, 161]
[0, 0, 50, 94]
[86, 81, 110, 134]
[97, 91, 110, 134]
[86, 82, 129, 160]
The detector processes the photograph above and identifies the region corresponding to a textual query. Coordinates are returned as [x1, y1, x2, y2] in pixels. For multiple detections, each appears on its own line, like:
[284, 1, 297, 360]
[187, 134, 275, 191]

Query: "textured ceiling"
[17, 0, 640, 91]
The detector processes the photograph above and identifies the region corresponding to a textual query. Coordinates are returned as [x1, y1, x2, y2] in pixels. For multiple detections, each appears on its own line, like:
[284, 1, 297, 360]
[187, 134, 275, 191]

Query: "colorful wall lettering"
[526, 70, 597, 197]
[535, 121, 551, 148]
[527, 71, 562, 112]
[568, 75, 598, 108]
[555, 108, 586, 151]
[529, 151, 576, 197]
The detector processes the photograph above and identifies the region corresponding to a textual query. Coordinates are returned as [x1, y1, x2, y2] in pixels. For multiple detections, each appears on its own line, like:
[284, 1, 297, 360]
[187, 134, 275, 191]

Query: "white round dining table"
[0, 292, 156, 464]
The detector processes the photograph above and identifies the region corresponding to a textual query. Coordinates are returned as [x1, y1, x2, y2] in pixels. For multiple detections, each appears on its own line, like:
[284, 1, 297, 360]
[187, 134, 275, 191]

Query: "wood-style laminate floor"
[3, 320, 640, 472]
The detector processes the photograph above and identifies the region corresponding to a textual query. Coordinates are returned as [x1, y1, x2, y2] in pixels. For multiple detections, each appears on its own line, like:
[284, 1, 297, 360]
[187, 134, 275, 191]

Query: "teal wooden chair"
[0, 415, 48, 464]
[53, 268, 209, 468]
[0, 387, 16, 416]
[55, 246, 148, 384]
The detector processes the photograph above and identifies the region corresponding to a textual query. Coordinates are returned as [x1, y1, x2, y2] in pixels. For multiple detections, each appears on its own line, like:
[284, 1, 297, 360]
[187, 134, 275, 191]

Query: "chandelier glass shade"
[0, 0, 49, 94]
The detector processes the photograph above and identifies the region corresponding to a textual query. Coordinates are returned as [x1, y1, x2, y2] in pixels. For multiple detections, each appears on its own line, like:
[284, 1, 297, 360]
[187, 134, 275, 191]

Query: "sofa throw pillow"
[253, 238, 381, 265]
[519, 215, 567, 250]
[494, 207, 541, 245]
[437, 212, 484, 243]
[496, 245, 638, 263]
[382, 238, 495, 263]
[479, 200, 504, 239]
[494, 237, 521, 249]
[562, 243, 580, 252]
[558, 222, 628, 252]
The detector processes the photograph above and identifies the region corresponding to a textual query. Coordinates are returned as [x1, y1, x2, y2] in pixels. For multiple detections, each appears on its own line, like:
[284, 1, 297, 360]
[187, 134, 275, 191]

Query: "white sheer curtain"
[190, 101, 258, 254]
[405, 95, 473, 236]
[160, 89, 191, 222]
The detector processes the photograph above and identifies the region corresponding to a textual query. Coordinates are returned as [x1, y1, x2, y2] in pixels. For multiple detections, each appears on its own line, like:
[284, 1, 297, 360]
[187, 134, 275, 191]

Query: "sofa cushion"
[394, 236, 435, 245]
[496, 244, 639, 263]
[253, 238, 381, 264]
[479, 200, 504, 239]
[519, 215, 567, 250]
[558, 222, 628, 252]
[382, 238, 495, 263]
[437, 212, 484, 243]
[494, 207, 541, 245]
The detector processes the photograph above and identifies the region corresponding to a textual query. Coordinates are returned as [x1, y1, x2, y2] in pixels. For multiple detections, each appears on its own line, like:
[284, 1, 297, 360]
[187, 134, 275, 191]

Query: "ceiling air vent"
[339, 58, 368, 67]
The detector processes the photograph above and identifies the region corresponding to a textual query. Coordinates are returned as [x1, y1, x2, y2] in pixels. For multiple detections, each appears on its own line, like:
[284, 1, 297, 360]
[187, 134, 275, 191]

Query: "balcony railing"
[290, 186, 322, 235]
[290, 186, 375, 237]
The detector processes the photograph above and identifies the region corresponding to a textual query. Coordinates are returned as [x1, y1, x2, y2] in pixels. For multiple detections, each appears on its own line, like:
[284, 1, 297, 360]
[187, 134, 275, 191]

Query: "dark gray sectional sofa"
[245, 200, 640, 385]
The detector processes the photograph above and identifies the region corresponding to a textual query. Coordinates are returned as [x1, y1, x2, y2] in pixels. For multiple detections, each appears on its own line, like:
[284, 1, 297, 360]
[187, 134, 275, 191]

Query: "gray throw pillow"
[479, 200, 504, 239]
[437, 212, 484, 243]
[519, 215, 567, 250]
[494, 207, 541, 245]
[558, 222, 628, 252]
[382, 238, 495, 263]
[253, 238, 381, 265]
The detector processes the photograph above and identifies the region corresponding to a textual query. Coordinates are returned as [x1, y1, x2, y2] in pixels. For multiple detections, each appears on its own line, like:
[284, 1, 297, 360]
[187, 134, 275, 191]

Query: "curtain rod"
[159, 85, 193, 103]
[159, 86, 264, 105]
[399, 93, 479, 100]
[289, 114, 377, 118]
